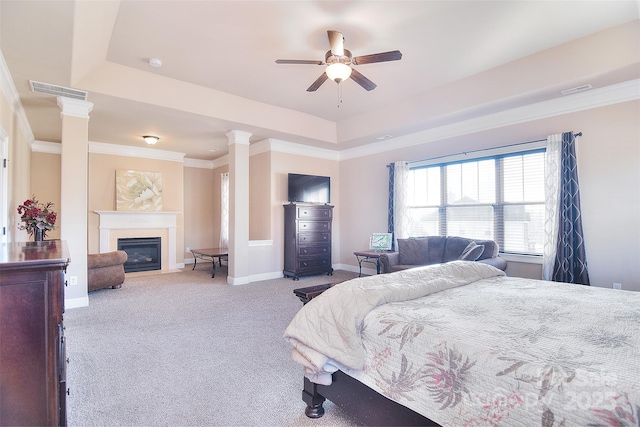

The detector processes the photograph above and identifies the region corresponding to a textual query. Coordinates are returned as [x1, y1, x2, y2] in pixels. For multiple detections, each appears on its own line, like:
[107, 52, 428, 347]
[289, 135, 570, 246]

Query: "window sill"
[500, 253, 543, 265]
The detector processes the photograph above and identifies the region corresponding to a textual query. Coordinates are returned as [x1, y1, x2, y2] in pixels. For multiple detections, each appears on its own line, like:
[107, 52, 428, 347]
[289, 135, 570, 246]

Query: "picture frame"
[369, 233, 392, 251]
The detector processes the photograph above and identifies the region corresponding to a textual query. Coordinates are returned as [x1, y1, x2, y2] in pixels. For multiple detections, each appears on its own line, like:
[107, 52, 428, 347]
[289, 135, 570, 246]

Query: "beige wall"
[338, 100, 640, 291]
[270, 152, 340, 273]
[87, 153, 184, 260]
[249, 151, 271, 240]
[30, 151, 61, 240]
[183, 166, 216, 255]
[1, 90, 31, 242]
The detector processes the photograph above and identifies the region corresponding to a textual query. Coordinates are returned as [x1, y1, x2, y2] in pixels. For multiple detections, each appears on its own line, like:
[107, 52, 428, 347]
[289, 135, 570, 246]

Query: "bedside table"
[353, 250, 395, 276]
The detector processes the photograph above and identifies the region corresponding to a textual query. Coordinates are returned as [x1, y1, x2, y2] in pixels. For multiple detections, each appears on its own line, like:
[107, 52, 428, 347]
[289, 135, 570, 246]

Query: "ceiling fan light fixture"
[326, 63, 352, 83]
[142, 135, 159, 145]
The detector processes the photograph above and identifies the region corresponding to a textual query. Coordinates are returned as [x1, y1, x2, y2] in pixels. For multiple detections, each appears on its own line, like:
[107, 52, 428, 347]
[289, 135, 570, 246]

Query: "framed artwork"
[116, 169, 163, 212]
[369, 233, 392, 251]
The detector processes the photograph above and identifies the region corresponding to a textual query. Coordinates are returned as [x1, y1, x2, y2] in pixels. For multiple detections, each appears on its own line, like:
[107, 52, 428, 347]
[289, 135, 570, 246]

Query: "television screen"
[288, 173, 330, 204]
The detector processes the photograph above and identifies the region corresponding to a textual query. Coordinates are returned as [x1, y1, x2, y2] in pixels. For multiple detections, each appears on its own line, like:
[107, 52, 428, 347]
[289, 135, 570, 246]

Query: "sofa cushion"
[458, 242, 485, 261]
[397, 238, 430, 265]
[473, 239, 499, 260]
[425, 236, 447, 263]
[443, 236, 475, 262]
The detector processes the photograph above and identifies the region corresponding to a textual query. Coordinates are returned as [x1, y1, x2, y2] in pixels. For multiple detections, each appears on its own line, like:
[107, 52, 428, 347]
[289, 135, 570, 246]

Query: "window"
[407, 149, 545, 255]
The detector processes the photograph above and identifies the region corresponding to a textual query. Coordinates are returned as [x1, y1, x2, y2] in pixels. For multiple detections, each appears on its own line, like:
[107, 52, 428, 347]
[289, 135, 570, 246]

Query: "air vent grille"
[30, 80, 88, 101]
[560, 84, 592, 96]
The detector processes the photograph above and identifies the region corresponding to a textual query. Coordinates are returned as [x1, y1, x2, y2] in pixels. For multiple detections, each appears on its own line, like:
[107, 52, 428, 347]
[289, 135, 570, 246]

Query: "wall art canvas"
[116, 169, 163, 212]
[369, 233, 393, 251]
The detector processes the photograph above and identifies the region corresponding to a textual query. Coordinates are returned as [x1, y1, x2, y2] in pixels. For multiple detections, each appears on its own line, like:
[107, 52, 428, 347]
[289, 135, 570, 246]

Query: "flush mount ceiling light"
[142, 135, 159, 145]
[148, 58, 162, 68]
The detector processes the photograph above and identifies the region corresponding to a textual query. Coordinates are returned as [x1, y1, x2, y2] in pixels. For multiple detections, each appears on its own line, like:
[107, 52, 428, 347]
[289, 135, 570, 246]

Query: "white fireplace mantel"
[95, 210, 180, 270]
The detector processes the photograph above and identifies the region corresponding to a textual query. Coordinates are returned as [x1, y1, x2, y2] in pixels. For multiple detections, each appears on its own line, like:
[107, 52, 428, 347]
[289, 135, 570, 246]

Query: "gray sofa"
[379, 236, 507, 274]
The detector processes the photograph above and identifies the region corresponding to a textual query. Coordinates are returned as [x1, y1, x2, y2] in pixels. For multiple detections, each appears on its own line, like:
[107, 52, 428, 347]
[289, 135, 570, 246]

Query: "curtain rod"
[387, 131, 582, 167]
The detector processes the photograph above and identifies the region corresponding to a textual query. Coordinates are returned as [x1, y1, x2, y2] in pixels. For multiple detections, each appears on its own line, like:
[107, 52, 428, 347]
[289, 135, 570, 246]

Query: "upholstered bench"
[87, 250, 128, 292]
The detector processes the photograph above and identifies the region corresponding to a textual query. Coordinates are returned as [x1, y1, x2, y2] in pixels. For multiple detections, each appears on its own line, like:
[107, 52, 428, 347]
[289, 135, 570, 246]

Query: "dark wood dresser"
[283, 203, 333, 280]
[0, 240, 70, 426]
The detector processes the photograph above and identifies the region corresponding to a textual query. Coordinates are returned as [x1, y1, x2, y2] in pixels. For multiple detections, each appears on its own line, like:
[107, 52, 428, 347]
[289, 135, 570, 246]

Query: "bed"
[284, 261, 640, 426]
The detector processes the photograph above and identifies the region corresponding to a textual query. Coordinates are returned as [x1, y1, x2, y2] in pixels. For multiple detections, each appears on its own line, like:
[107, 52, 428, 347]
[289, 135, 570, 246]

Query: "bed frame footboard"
[301, 371, 440, 426]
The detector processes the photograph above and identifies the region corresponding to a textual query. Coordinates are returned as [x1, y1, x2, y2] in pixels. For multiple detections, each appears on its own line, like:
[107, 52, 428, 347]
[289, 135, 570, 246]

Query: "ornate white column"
[226, 130, 251, 285]
[58, 97, 93, 308]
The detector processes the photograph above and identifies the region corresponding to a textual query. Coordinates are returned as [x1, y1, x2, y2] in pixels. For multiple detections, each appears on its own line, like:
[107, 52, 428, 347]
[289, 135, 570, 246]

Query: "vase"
[34, 228, 44, 242]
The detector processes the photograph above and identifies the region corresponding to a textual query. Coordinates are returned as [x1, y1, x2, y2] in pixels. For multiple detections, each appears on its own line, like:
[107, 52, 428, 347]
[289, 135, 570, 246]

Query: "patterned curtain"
[219, 173, 229, 249]
[388, 161, 410, 249]
[546, 132, 590, 285]
[387, 163, 395, 247]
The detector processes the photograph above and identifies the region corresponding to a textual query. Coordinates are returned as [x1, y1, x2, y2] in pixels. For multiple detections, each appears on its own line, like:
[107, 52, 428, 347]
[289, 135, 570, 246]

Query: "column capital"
[225, 130, 252, 146]
[57, 97, 93, 118]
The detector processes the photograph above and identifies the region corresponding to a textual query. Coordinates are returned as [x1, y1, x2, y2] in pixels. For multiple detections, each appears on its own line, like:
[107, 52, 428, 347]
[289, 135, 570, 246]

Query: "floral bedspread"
[285, 263, 640, 426]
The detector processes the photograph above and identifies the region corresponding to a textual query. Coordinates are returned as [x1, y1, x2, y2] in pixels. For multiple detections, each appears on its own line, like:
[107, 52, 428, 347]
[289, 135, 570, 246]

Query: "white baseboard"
[66, 296, 89, 309]
[249, 271, 284, 282]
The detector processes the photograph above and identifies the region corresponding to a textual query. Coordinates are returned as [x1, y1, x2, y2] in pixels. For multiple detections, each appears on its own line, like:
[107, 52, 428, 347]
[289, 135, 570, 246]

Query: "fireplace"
[118, 237, 161, 273]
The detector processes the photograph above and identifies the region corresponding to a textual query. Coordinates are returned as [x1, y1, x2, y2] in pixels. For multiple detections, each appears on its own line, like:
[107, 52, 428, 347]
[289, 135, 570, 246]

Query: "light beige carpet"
[65, 266, 361, 426]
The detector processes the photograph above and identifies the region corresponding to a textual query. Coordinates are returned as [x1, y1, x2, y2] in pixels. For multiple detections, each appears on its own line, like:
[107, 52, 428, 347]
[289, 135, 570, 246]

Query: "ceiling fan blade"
[327, 30, 344, 56]
[276, 59, 324, 65]
[350, 69, 377, 91]
[307, 73, 329, 92]
[353, 50, 402, 65]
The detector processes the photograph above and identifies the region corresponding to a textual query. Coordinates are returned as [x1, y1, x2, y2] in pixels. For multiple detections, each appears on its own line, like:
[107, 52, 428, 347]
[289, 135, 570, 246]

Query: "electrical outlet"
[69, 276, 78, 286]
[186, 246, 190, 252]
[612, 282, 622, 290]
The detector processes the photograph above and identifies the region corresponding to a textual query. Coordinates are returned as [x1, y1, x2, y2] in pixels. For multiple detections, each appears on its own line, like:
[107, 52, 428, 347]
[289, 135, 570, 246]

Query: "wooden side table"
[353, 250, 395, 276]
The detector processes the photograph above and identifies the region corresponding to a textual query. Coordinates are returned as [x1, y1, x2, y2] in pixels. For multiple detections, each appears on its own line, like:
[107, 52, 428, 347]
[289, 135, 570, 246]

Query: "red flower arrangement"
[17, 196, 57, 239]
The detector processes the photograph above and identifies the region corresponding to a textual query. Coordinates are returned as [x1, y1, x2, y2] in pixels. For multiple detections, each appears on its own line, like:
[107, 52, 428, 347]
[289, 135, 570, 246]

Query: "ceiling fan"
[276, 30, 402, 92]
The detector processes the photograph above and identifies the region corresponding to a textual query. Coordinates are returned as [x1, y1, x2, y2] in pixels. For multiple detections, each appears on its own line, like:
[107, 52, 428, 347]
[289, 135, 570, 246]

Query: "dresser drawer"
[298, 246, 330, 258]
[298, 207, 332, 220]
[298, 232, 330, 245]
[298, 221, 330, 232]
[297, 257, 331, 272]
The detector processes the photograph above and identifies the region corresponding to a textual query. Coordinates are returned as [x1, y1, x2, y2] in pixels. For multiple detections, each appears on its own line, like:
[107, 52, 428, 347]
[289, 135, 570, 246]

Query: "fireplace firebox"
[117, 237, 161, 273]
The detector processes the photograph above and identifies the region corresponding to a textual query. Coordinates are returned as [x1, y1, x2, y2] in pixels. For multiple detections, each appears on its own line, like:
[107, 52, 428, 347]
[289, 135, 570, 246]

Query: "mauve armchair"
[87, 250, 128, 292]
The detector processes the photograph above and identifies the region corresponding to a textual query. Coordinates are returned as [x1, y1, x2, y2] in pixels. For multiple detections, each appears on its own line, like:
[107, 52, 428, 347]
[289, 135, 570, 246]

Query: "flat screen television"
[287, 173, 330, 204]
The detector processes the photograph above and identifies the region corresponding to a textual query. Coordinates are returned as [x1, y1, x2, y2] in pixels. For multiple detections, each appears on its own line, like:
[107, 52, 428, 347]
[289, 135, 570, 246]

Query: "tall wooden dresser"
[0, 240, 70, 426]
[283, 203, 333, 280]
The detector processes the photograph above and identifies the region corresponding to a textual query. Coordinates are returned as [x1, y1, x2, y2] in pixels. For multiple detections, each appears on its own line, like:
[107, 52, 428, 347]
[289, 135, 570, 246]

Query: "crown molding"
[32, 140, 61, 154]
[210, 155, 229, 169]
[339, 79, 640, 161]
[183, 158, 214, 169]
[253, 138, 339, 161]
[0, 50, 35, 144]
[89, 141, 185, 162]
